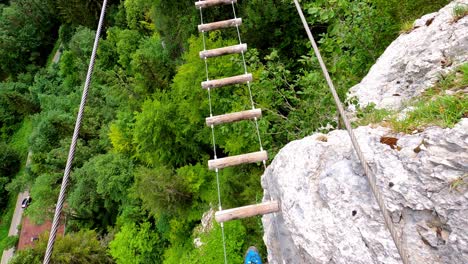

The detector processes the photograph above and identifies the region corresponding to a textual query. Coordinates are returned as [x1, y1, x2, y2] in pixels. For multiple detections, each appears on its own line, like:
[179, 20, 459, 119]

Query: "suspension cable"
[42, 1, 108, 263]
[292, 1, 409, 263]
[199, 5, 229, 264]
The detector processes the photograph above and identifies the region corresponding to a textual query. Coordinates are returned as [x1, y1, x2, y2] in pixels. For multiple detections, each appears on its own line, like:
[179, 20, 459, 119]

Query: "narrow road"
[1, 151, 32, 264]
[52, 45, 62, 64]
[1, 191, 29, 264]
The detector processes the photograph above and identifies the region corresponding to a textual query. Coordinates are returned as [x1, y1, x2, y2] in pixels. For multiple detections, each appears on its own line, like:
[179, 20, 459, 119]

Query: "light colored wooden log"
[208, 150, 267, 170]
[195, 0, 237, 9]
[198, 18, 242, 32]
[206, 109, 261, 126]
[215, 201, 280, 223]
[200, 44, 247, 59]
[202, 74, 252, 89]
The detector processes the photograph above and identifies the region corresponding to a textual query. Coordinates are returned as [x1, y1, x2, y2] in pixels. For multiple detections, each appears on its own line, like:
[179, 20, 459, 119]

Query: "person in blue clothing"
[244, 246, 262, 264]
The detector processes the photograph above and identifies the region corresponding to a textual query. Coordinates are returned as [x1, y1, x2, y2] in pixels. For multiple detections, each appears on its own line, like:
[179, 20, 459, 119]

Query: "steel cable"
[292, 1, 409, 263]
[42, 1, 108, 263]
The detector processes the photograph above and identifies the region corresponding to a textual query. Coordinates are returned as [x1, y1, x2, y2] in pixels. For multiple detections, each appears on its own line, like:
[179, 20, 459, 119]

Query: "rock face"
[262, 120, 468, 263]
[348, 0, 468, 110]
[262, 0, 468, 264]
[193, 208, 215, 248]
[262, 3, 468, 262]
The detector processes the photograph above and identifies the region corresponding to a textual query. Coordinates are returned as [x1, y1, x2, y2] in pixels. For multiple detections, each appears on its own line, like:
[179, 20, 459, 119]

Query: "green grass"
[391, 93, 466, 133]
[399, 20, 415, 34]
[356, 63, 468, 132]
[0, 118, 33, 252]
[0, 193, 18, 252]
[450, 174, 468, 192]
[452, 4, 468, 22]
[9, 118, 32, 160]
[355, 104, 393, 127]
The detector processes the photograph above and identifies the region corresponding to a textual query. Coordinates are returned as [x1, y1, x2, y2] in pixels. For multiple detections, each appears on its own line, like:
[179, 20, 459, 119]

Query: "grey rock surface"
[262, 119, 468, 264]
[193, 208, 215, 248]
[348, 0, 468, 110]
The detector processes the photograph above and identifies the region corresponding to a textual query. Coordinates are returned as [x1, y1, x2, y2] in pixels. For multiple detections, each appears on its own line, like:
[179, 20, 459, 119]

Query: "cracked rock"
[262, 2, 467, 263]
[347, 0, 468, 110]
[262, 120, 468, 263]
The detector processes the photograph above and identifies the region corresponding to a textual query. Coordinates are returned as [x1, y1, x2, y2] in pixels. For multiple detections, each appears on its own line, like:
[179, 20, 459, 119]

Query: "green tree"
[29, 110, 74, 155]
[96, 27, 144, 108]
[27, 172, 61, 222]
[241, 0, 308, 61]
[0, 0, 58, 76]
[59, 26, 96, 87]
[0, 141, 20, 178]
[0, 141, 20, 211]
[170, 221, 246, 264]
[131, 34, 255, 167]
[109, 221, 165, 264]
[151, 0, 198, 60]
[56, 0, 120, 28]
[108, 110, 135, 154]
[0, 79, 40, 137]
[133, 166, 192, 217]
[68, 153, 134, 229]
[132, 96, 195, 167]
[123, 0, 154, 32]
[0, 177, 9, 210]
[130, 35, 173, 93]
[9, 230, 113, 264]
[0, 142, 21, 209]
[373, 0, 450, 26]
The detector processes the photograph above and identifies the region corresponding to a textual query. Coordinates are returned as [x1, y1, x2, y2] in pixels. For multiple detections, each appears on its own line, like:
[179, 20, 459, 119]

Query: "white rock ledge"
[348, 0, 468, 110]
[262, 119, 468, 264]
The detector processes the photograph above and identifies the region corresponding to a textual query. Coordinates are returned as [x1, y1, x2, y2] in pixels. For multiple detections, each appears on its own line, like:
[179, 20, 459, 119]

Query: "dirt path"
[52, 45, 62, 64]
[1, 191, 29, 264]
[6, 192, 28, 237]
[1, 151, 32, 264]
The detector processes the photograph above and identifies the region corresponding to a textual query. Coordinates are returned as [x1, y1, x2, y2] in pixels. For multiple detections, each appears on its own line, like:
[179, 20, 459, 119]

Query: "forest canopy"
[0, 0, 451, 263]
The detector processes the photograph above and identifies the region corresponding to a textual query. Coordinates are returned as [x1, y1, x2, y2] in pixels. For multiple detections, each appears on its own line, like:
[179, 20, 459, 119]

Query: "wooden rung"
[195, 0, 237, 9]
[215, 201, 280, 223]
[202, 74, 252, 89]
[198, 18, 242, 32]
[208, 150, 267, 170]
[200, 44, 247, 59]
[206, 109, 262, 126]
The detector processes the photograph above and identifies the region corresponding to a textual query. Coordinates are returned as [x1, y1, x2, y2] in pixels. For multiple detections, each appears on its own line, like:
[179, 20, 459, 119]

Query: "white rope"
[231, 2, 286, 263]
[199, 5, 229, 264]
[292, 1, 409, 263]
[197, 2, 286, 263]
[42, 1, 108, 263]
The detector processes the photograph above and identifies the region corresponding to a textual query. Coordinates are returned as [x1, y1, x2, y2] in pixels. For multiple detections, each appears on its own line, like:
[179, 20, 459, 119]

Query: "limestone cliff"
[348, 0, 468, 110]
[262, 1, 468, 263]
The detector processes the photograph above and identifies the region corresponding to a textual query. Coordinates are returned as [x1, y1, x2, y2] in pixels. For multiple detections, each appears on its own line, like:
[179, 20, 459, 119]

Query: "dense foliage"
[9, 230, 113, 264]
[0, 0, 58, 78]
[0, 0, 452, 262]
[0, 142, 20, 208]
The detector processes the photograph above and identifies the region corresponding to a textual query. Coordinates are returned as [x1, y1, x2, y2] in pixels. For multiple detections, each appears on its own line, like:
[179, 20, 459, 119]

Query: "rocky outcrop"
[348, 0, 468, 110]
[262, 120, 468, 263]
[262, 2, 468, 263]
[193, 208, 215, 248]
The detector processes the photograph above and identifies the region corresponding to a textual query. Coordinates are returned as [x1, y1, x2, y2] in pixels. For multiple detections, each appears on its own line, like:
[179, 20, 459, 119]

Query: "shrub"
[4, 235, 18, 250]
[452, 4, 468, 22]
[399, 21, 415, 34]
[0, 142, 20, 178]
